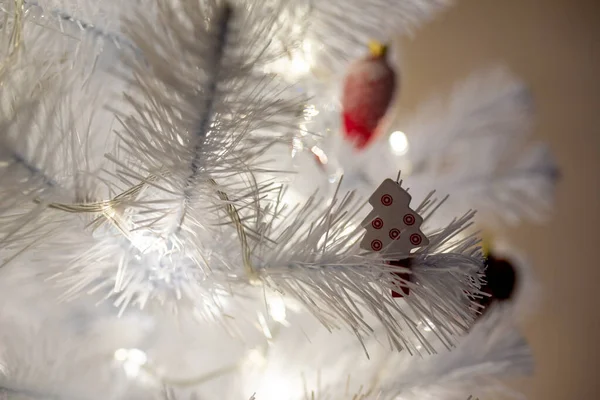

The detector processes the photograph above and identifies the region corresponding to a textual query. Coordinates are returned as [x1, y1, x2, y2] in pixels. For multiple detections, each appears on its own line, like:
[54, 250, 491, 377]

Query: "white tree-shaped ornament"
[360, 178, 429, 255]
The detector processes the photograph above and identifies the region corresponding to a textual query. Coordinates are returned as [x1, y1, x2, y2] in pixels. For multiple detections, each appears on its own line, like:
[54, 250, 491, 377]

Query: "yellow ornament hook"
[481, 235, 493, 258]
[368, 40, 388, 58]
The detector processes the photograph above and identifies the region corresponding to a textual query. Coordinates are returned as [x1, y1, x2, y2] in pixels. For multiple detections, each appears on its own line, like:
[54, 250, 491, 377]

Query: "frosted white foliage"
[376, 306, 532, 400]
[294, 307, 529, 400]
[397, 68, 559, 226]
[0, 1, 544, 400]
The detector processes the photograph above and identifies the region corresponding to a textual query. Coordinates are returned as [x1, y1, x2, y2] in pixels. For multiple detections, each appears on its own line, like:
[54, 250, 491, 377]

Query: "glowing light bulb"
[292, 39, 314, 75]
[127, 349, 148, 364]
[114, 348, 148, 378]
[290, 54, 311, 75]
[389, 131, 409, 155]
[114, 348, 129, 361]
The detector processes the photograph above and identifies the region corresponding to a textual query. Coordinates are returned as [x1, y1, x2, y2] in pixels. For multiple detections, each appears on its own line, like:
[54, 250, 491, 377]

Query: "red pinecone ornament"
[341, 42, 397, 149]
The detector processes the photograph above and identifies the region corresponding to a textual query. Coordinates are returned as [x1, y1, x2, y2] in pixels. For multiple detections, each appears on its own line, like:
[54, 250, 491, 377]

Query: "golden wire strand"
[10, 0, 24, 50]
[209, 178, 256, 280]
[31, 173, 257, 279]
[33, 174, 160, 214]
[143, 362, 239, 388]
[0, 0, 24, 80]
[144, 322, 282, 389]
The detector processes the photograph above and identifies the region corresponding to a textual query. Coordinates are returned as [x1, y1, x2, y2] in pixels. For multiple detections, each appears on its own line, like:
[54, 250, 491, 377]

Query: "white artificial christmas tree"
[0, 1, 557, 399]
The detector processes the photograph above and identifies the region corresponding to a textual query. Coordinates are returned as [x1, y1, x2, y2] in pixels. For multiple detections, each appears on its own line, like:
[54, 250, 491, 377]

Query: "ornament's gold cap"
[368, 40, 388, 58]
[481, 236, 492, 258]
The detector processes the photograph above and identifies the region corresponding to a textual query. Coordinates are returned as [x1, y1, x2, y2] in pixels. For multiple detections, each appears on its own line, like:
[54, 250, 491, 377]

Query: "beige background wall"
[396, 0, 599, 398]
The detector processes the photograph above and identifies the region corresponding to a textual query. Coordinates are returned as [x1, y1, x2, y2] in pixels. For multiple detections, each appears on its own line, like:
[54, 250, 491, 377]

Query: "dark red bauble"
[388, 258, 412, 298]
[476, 254, 518, 313]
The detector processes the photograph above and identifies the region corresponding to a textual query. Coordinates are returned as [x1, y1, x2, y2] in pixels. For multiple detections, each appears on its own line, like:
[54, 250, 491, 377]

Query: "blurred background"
[394, 0, 599, 398]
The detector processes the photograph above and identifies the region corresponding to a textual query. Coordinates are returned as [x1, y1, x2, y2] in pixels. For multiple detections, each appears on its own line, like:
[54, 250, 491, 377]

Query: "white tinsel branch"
[378, 306, 532, 400]
[112, 0, 301, 232]
[249, 181, 484, 352]
[276, 307, 531, 400]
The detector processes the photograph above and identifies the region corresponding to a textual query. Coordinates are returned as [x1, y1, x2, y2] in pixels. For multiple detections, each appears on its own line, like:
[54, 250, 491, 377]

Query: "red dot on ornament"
[371, 239, 383, 251]
[381, 194, 393, 206]
[403, 214, 415, 226]
[389, 228, 401, 240]
[372, 218, 383, 229]
[410, 233, 422, 245]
